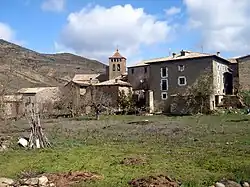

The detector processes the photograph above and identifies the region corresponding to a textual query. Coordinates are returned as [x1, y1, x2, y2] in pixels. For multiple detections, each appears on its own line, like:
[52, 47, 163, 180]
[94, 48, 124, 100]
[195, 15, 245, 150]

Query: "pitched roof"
[71, 80, 91, 87]
[3, 94, 23, 102]
[72, 74, 100, 82]
[129, 50, 230, 67]
[94, 79, 132, 87]
[144, 51, 213, 63]
[18, 87, 58, 94]
[109, 49, 126, 59]
[128, 61, 149, 68]
[236, 54, 250, 60]
[227, 58, 238, 64]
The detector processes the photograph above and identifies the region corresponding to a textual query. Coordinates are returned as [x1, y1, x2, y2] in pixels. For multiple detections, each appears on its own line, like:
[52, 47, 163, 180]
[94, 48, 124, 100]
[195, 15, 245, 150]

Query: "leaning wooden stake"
[26, 103, 51, 149]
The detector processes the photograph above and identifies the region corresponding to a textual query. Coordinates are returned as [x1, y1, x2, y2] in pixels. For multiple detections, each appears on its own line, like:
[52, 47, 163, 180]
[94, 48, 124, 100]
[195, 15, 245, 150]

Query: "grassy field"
[1, 114, 250, 186]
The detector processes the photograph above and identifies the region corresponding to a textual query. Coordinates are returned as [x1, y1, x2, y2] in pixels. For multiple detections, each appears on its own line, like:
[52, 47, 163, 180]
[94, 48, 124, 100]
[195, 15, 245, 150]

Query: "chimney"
[89, 78, 92, 84]
[217, 51, 220, 56]
[180, 50, 185, 56]
[172, 52, 176, 58]
[115, 79, 118, 83]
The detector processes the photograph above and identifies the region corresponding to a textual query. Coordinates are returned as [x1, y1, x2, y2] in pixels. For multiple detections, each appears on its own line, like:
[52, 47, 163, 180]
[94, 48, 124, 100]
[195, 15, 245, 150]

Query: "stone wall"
[238, 56, 250, 91]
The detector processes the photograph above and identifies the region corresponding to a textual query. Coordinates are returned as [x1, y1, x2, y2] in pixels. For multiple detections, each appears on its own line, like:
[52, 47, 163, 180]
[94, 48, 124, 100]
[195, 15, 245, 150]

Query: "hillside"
[0, 39, 107, 93]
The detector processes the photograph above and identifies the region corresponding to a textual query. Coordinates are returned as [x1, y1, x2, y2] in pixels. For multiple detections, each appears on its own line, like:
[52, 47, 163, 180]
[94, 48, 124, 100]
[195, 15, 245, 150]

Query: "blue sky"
[1, 0, 250, 65]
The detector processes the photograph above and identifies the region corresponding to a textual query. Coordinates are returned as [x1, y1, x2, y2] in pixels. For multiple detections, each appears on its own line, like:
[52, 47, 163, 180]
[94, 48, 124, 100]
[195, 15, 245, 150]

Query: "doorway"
[223, 72, 233, 95]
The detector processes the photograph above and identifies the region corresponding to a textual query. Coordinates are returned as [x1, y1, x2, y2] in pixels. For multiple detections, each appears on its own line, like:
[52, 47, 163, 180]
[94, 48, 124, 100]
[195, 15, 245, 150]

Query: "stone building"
[229, 55, 250, 91]
[17, 87, 60, 113]
[128, 50, 234, 114]
[1, 94, 23, 119]
[108, 49, 127, 80]
[93, 79, 132, 107]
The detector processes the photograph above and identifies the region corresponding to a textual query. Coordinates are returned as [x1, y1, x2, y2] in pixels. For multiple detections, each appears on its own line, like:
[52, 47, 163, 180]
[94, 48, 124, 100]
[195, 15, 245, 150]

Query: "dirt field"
[0, 114, 250, 186]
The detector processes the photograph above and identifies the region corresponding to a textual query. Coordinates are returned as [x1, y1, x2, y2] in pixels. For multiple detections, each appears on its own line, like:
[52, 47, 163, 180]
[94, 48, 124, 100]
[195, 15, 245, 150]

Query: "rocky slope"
[0, 39, 107, 93]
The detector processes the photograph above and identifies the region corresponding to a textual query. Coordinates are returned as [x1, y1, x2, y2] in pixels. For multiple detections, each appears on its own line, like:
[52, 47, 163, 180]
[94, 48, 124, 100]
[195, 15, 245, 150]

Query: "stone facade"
[149, 57, 214, 112]
[237, 55, 250, 91]
[128, 51, 233, 113]
[127, 64, 150, 90]
[108, 49, 127, 80]
[18, 87, 61, 113]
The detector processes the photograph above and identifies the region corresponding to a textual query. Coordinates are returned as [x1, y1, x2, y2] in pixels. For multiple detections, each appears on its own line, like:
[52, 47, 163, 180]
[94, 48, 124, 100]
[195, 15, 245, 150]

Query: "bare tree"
[25, 103, 50, 149]
[83, 85, 112, 120]
[0, 65, 13, 121]
[54, 83, 79, 117]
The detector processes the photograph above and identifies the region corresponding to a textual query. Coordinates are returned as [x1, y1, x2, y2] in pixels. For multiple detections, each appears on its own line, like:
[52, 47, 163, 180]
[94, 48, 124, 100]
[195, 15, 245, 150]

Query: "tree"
[85, 85, 112, 120]
[0, 65, 13, 121]
[54, 83, 79, 117]
[172, 73, 214, 114]
[117, 89, 135, 113]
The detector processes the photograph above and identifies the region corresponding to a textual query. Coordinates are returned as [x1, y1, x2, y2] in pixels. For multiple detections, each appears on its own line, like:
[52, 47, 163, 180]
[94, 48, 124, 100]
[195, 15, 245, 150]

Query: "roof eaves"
[144, 55, 212, 64]
[128, 63, 149, 68]
[236, 54, 250, 60]
[212, 55, 231, 64]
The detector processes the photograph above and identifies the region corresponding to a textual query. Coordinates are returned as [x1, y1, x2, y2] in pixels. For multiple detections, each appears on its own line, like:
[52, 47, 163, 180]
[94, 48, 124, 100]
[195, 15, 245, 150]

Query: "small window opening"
[161, 79, 168, 91]
[161, 92, 168, 100]
[178, 65, 185, 72]
[178, 76, 187, 86]
[161, 67, 168, 78]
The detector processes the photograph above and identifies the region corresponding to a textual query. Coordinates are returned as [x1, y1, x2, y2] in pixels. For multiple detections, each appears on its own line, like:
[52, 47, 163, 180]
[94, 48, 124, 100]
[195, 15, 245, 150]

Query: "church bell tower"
[108, 49, 126, 80]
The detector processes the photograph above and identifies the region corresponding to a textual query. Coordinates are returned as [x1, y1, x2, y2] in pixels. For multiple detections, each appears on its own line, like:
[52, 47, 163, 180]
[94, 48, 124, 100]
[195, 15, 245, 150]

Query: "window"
[178, 76, 187, 86]
[178, 65, 185, 72]
[112, 64, 116, 71]
[131, 68, 134, 74]
[161, 67, 168, 78]
[160, 79, 168, 91]
[161, 92, 168, 100]
[117, 64, 120, 71]
[144, 67, 147, 73]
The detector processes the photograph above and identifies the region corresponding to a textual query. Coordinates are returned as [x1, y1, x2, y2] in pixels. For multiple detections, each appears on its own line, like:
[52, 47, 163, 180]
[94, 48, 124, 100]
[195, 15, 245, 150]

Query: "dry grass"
[0, 114, 250, 186]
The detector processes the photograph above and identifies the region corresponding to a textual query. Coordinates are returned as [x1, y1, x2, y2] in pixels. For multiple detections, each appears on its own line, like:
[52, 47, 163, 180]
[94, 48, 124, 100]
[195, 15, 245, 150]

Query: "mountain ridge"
[0, 39, 107, 93]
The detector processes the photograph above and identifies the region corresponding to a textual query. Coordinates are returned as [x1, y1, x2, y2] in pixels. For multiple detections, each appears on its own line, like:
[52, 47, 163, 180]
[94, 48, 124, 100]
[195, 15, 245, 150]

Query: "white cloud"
[41, 0, 65, 12]
[184, 0, 250, 55]
[0, 22, 25, 45]
[165, 6, 181, 16]
[56, 4, 172, 62]
[0, 22, 14, 41]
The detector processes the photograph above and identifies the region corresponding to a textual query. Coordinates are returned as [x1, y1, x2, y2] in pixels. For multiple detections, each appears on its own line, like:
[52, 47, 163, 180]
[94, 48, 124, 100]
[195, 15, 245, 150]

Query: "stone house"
[229, 54, 250, 92]
[60, 49, 130, 114]
[128, 50, 233, 114]
[1, 94, 23, 119]
[17, 87, 60, 113]
[93, 79, 132, 108]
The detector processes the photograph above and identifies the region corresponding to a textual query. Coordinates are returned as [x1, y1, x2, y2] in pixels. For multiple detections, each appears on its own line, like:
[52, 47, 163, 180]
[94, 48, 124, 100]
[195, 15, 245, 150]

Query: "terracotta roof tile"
[94, 79, 131, 87]
[227, 58, 238, 64]
[109, 49, 126, 59]
[129, 50, 230, 67]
